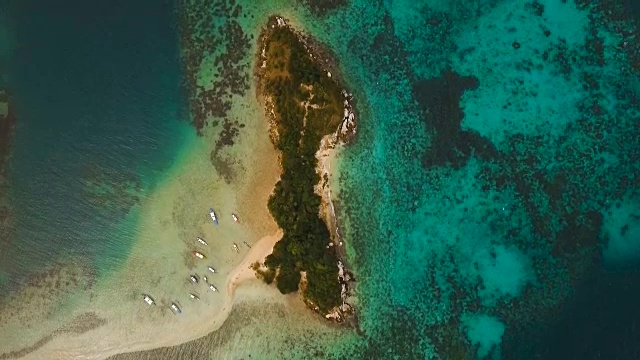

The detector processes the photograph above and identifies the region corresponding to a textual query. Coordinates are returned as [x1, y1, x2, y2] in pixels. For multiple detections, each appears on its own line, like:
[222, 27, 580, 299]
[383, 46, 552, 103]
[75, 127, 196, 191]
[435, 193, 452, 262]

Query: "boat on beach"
[170, 302, 181, 314]
[209, 284, 218, 292]
[192, 251, 205, 259]
[189, 275, 199, 284]
[196, 237, 208, 246]
[209, 208, 218, 226]
[142, 294, 155, 305]
[231, 213, 239, 222]
[208, 266, 216, 273]
[232, 243, 240, 253]
[189, 293, 200, 300]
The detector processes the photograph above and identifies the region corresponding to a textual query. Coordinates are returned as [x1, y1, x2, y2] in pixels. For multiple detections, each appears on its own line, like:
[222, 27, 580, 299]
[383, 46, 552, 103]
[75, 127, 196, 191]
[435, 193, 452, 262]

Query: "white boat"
[196, 237, 208, 246]
[189, 293, 200, 300]
[189, 275, 199, 284]
[203, 276, 208, 283]
[231, 213, 239, 222]
[142, 294, 155, 305]
[192, 251, 205, 259]
[208, 266, 216, 274]
[232, 243, 239, 253]
[209, 284, 218, 292]
[209, 208, 218, 225]
[170, 302, 181, 314]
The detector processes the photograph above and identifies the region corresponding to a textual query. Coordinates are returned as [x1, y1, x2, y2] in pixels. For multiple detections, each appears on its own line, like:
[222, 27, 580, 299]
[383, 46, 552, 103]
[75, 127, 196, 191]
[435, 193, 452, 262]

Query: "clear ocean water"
[2, 0, 640, 359]
[0, 0, 190, 287]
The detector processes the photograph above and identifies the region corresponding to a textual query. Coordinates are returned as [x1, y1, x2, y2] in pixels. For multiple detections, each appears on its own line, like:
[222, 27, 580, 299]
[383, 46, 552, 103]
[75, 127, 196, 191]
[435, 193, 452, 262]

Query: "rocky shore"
[314, 92, 357, 325]
[255, 16, 358, 325]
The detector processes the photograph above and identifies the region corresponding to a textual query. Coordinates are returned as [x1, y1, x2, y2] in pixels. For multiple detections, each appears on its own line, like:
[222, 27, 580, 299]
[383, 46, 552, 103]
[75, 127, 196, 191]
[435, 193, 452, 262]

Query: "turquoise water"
[0, 0, 189, 289]
[3, 0, 640, 358]
[322, 0, 640, 358]
[108, 0, 640, 358]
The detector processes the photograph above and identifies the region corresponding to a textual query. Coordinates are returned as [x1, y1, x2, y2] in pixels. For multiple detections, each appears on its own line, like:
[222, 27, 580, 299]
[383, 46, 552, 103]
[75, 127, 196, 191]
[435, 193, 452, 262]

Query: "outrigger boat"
[196, 237, 208, 246]
[232, 243, 240, 253]
[142, 294, 155, 305]
[209, 284, 218, 292]
[189, 293, 200, 300]
[231, 213, 239, 222]
[209, 208, 218, 226]
[189, 275, 199, 284]
[170, 302, 181, 314]
[192, 251, 205, 259]
[207, 266, 216, 274]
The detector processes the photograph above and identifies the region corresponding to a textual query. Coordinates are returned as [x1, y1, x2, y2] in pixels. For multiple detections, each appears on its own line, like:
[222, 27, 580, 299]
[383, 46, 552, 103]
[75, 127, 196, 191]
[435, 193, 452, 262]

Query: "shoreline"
[255, 15, 358, 324]
[314, 86, 358, 324]
[2, 28, 283, 357]
[21, 232, 282, 360]
[2, 12, 360, 360]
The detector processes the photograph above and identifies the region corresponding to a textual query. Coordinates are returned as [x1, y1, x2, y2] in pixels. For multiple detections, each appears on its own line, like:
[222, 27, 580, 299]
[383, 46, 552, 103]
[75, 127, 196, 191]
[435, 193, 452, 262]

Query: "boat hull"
[209, 208, 218, 226]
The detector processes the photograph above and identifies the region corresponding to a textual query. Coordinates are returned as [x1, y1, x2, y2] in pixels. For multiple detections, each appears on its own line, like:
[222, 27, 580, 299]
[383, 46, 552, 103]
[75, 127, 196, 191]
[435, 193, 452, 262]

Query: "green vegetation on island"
[258, 20, 344, 313]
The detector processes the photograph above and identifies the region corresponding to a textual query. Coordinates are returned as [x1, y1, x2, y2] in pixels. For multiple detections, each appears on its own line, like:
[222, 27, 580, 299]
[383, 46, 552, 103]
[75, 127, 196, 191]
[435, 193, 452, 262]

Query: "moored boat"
[196, 237, 208, 246]
[209, 208, 218, 226]
[170, 302, 181, 314]
[232, 243, 239, 253]
[189, 275, 199, 284]
[209, 284, 218, 292]
[189, 293, 200, 300]
[192, 251, 205, 259]
[142, 294, 155, 305]
[207, 266, 216, 273]
[231, 213, 239, 222]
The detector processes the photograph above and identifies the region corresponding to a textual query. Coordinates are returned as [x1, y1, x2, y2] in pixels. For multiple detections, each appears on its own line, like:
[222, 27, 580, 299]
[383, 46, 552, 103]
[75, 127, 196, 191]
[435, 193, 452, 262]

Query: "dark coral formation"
[0, 311, 106, 360]
[177, 0, 251, 135]
[178, 0, 253, 182]
[0, 261, 97, 359]
[56, 311, 107, 335]
[413, 70, 498, 169]
[89, 1, 640, 358]
[209, 152, 240, 184]
[0, 335, 53, 360]
[575, 0, 640, 75]
[337, 0, 640, 357]
[362, 308, 426, 359]
[107, 301, 359, 360]
[525, 1, 545, 17]
[81, 162, 143, 216]
[298, 0, 348, 16]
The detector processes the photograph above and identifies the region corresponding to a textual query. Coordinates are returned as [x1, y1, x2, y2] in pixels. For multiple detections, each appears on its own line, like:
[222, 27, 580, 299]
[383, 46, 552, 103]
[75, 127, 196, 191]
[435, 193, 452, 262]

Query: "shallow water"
[3, 0, 640, 359]
[0, 0, 193, 352]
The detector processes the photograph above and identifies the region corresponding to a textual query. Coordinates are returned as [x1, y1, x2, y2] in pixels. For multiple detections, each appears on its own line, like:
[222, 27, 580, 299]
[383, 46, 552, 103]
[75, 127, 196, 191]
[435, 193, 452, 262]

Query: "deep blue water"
[505, 266, 640, 360]
[2, 0, 640, 359]
[1, 0, 188, 288]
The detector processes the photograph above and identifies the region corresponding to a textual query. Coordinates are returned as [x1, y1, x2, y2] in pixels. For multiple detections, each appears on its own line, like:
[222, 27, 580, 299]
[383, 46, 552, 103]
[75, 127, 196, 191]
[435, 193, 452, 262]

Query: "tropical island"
[254, 17, 355, 318]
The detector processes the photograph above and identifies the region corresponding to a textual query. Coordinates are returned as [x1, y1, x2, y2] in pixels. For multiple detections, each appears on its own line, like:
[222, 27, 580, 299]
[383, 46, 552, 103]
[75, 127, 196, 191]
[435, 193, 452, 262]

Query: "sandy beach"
[32, 232, 283, 360]
[0, 9, 354, 360]
[0, 64, 286, 358]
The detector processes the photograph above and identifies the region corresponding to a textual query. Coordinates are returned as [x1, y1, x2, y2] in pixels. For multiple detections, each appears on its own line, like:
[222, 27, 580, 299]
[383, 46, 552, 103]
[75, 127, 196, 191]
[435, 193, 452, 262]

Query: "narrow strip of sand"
[29, 232, 281, 360]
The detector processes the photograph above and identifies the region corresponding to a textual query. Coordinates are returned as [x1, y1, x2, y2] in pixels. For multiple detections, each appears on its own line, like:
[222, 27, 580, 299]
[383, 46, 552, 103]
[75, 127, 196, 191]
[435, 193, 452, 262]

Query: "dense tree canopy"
[260, 25, 343, 312]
